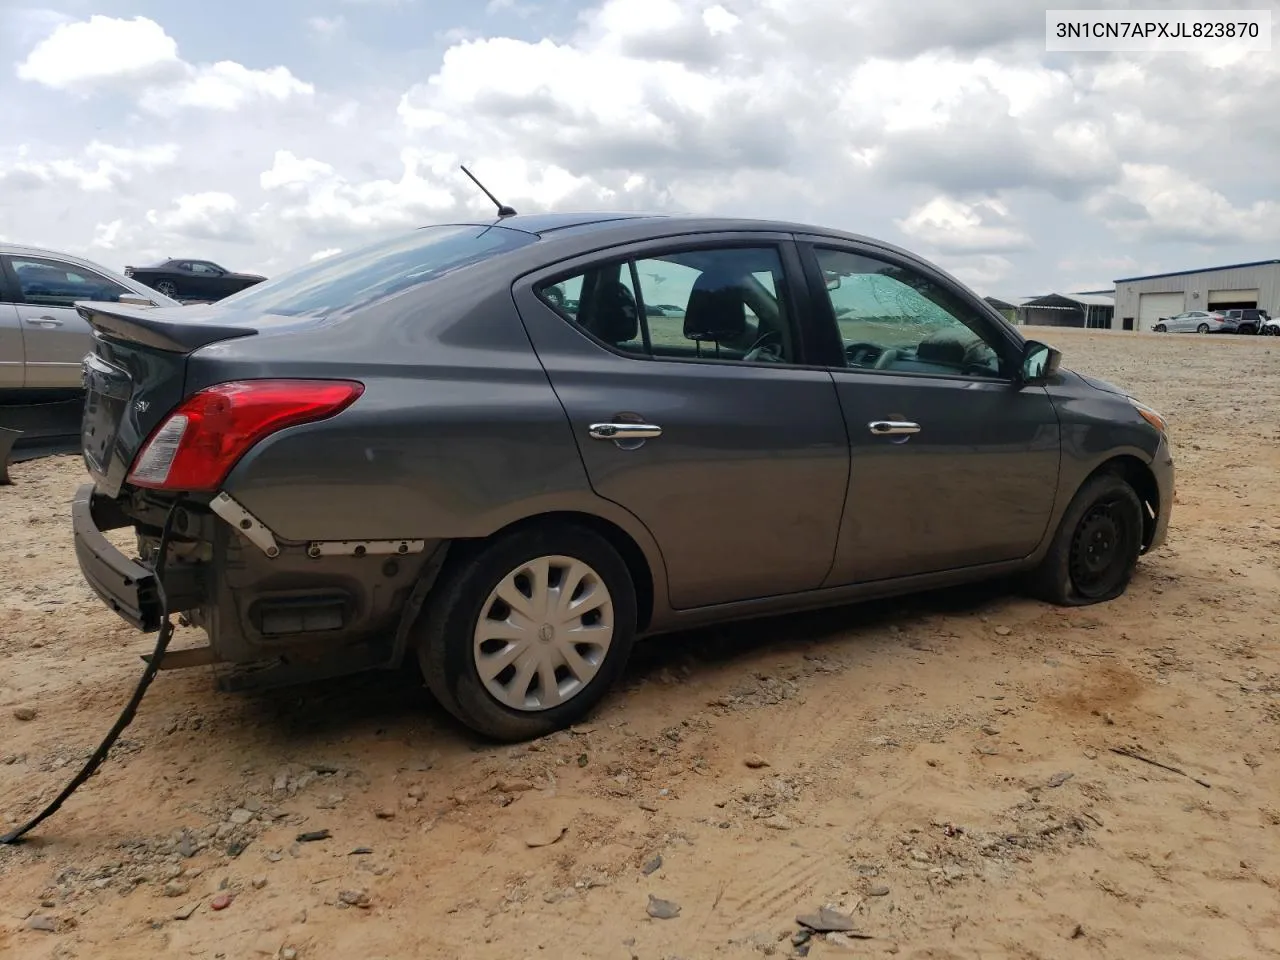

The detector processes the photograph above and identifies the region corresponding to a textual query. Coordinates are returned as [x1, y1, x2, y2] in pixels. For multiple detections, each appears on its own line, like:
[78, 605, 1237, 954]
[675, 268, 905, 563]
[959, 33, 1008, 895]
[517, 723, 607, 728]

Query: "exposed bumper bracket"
[306, 539, 426, 558]
[209, 492, 280, 558]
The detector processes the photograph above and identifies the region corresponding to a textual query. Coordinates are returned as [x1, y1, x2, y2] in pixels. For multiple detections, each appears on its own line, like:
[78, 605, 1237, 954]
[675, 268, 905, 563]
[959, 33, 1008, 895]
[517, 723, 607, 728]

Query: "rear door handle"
[26, 316, 64, 327]
[868, 420, 920, 436]
[588, 422, 663, 441]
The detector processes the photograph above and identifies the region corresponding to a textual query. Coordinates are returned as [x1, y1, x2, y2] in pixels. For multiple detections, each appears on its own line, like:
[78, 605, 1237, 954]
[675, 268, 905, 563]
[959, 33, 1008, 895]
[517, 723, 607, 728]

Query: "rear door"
[794, 237, 1061, 584]
[2, 254, 130, 389]
[513, 233, 850, 610]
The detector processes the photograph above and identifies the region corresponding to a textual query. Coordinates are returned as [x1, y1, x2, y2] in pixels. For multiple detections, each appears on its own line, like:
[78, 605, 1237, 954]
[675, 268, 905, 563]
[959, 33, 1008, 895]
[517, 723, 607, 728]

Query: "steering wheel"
[844, 341, 883, 366]
[743, 329, 784, 363]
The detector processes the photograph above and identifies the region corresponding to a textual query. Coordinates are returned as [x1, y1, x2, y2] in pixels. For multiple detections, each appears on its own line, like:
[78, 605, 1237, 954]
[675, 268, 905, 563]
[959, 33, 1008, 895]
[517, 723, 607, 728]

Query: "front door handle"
[588, 422, 663, 441]
[868, 420, 920, 436]
[26, 316, 64, 326]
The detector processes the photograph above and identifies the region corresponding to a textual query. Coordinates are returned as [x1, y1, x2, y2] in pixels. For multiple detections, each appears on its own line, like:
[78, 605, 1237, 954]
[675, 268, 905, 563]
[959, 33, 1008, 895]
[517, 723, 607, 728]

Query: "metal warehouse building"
[1113, 260, 1280, 332]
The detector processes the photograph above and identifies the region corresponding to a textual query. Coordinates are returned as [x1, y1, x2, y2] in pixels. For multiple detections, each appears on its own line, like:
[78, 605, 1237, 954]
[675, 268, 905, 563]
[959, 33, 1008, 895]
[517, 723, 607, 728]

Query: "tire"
[1153, 324, 1166, 333]
[1197, 323, 1209, 334]
[414, 523, 637, 742]
[1026, 472, 1144, 606]
[155, 280, 178, 298]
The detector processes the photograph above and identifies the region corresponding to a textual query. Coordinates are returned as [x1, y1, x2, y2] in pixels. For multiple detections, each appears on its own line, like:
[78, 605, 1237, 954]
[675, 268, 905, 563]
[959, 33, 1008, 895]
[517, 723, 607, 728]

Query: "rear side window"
[218, 224, 536, 317]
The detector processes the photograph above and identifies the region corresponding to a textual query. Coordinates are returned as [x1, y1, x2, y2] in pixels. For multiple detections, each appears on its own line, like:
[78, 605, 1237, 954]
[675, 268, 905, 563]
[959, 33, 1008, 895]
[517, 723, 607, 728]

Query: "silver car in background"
[1151, 310, 1227, 334]
[1, 243, 180, 392]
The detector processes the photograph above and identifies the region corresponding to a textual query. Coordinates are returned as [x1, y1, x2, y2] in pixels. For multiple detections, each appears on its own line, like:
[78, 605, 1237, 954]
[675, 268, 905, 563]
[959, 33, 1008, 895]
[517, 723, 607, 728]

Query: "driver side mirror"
[1019, 340, 1061, 386]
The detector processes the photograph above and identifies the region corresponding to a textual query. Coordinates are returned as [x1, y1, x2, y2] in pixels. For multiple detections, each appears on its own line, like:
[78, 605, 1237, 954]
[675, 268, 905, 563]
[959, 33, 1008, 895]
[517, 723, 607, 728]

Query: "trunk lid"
[76, 300, 276, 497]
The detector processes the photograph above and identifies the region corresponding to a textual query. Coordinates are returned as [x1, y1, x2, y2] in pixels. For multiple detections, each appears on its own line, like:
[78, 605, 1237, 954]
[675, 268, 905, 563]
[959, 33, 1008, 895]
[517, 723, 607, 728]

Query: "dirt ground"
[2, 327, 1279, 960]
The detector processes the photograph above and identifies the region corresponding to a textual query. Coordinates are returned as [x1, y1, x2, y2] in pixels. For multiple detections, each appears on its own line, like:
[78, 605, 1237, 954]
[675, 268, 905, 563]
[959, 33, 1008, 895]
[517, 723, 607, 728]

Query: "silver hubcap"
[473, 555, 614, 712]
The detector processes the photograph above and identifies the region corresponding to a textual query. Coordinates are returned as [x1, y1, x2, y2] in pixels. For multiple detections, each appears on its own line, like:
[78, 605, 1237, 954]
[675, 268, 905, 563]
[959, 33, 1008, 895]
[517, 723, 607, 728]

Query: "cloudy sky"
[1, 0, 1277, 297]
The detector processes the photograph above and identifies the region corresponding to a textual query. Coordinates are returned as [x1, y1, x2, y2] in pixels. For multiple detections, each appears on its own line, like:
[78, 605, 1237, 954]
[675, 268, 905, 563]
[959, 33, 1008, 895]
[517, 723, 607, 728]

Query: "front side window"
[815, 247, 1005, 379]
[9, 257, 130, 308]
[536, 246, 798, 364]
[217, 224, 536, 318]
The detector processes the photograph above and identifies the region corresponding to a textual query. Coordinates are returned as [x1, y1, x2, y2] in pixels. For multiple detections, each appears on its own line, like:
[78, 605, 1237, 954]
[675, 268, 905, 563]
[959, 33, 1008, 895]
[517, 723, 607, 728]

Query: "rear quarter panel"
[208, 269, 662, 570]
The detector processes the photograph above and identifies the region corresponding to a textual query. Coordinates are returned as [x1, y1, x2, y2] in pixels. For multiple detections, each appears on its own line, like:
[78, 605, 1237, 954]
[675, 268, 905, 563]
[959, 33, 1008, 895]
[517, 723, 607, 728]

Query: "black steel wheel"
[1026, 472, 1144, 606]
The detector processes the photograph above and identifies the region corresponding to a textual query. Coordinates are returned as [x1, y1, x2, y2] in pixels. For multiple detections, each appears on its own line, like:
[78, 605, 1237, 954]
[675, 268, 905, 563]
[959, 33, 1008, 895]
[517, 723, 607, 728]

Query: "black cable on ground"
[1, 499, 183, 845]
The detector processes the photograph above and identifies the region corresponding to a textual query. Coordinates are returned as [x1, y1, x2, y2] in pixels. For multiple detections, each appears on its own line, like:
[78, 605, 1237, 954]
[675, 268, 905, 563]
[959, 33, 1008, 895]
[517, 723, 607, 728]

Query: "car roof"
[437, 210, 923, 261]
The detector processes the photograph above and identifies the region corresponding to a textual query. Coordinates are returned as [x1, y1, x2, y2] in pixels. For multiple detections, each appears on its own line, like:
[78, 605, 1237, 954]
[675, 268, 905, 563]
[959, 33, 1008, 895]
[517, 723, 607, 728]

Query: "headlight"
[1127, 397, 1167, 434]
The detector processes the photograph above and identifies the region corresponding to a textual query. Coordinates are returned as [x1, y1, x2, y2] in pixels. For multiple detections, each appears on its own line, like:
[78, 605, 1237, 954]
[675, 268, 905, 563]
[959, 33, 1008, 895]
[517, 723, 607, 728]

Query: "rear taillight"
[127, 379, 364, 491]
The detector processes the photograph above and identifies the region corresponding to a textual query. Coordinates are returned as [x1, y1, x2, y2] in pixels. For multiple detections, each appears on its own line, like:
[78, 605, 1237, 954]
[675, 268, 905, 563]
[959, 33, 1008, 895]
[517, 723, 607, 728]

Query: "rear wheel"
[415, 524, 637, 742]
[1026, 472, 1144, 606]
[1152, 324, 1166, 333]
[154, 280, 178, 298]
[1197, 323, 1210, 333]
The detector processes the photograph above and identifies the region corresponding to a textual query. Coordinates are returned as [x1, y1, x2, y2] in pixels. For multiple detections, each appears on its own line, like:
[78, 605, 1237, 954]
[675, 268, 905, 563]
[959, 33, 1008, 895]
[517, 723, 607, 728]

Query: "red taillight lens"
[127, 379, 364, 491]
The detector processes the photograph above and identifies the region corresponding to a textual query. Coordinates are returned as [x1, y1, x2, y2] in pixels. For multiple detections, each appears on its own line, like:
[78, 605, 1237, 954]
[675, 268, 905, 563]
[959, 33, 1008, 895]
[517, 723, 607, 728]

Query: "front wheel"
[1026, 472, 1144, 606]
[1153, 324, 1166, 333]
[415, 524, 637, 742]
[1197, 323, 1210, 334]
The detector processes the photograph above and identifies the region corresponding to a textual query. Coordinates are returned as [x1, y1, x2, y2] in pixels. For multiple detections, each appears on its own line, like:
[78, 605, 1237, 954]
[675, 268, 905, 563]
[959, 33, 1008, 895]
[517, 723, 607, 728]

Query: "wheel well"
[1092, 455, 1160, 548]
[457, 511, 656, 632]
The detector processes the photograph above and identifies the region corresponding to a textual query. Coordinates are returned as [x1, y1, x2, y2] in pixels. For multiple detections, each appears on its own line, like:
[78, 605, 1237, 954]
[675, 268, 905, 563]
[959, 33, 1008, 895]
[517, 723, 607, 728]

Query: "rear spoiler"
[75, 301, 257, 354]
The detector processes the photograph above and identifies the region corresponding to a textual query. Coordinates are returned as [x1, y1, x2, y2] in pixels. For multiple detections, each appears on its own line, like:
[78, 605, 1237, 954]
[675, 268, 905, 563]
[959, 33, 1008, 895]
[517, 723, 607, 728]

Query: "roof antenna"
[460, 164, 517, 218]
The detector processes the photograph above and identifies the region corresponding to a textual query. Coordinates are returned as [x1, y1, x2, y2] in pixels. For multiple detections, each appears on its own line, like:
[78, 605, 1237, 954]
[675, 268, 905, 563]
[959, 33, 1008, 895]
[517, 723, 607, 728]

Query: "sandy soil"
[2, 327, 1279, 960]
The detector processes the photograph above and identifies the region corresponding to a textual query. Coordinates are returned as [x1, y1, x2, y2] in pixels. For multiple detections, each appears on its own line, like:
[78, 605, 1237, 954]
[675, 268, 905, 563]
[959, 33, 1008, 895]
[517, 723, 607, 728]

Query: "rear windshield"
[216, 224, 535, 318]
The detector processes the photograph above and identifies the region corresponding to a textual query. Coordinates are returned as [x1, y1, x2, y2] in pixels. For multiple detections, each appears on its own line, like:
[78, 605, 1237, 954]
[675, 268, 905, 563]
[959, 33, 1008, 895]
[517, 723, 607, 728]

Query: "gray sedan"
[1152, 310, 1227, 334]
[0, 243, 178, 392]
[71, 212, 1175, 741]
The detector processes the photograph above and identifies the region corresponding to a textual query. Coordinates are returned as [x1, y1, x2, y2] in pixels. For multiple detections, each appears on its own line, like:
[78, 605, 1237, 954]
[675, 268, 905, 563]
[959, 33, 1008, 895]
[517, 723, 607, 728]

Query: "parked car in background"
[1262, 314, 1280, 336]
[1219, 308, 1268, 335]
[72, 212, 1174, 742]
[1152, 310, 1227, 333]
[1, 243, 180, 393]
[124, 259, 266, 302]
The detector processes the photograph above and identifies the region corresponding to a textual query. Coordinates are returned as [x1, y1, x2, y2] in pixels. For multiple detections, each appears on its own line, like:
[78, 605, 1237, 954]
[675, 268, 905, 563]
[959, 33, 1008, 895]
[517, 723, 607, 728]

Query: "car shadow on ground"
[215, 578, 1020, 755]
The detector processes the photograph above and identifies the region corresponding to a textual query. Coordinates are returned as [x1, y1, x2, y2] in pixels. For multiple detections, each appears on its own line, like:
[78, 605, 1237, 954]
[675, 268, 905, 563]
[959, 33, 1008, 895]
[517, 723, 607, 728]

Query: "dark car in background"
[1219, 308, 1269, 335]
[124, 259, 266, 302]
[71, 212, 1174, 742]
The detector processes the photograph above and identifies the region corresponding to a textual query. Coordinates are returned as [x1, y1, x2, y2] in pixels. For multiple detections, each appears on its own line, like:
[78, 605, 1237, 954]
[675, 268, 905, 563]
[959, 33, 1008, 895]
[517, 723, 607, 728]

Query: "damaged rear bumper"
[71, 483, 163, 632]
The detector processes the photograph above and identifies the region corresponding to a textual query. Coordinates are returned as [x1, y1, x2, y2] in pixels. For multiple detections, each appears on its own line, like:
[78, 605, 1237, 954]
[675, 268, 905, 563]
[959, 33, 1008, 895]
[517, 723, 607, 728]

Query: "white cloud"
[141, 62, 313, 113]
[1089, 165, 1280, 245]
[15, 15, 182, 91]
[16, 15, 312, 114]
[91, 220, 125, 250]
[896, 197, 1031, 254]
[935, 255, 1016, 295]
[310, 248, 343, 261]
[146, 192, 249, 242]
[308, 16, 346, 37]
[260, 150, 338, 191]
[0, 141, 180, 192]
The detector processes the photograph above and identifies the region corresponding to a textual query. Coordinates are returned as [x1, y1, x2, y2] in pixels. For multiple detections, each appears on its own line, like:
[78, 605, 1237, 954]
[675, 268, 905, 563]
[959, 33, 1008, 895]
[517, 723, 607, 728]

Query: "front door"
[514, 235, 850, 610]
[2, 255, 130, 390]
[795, 239, 1061, 585]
